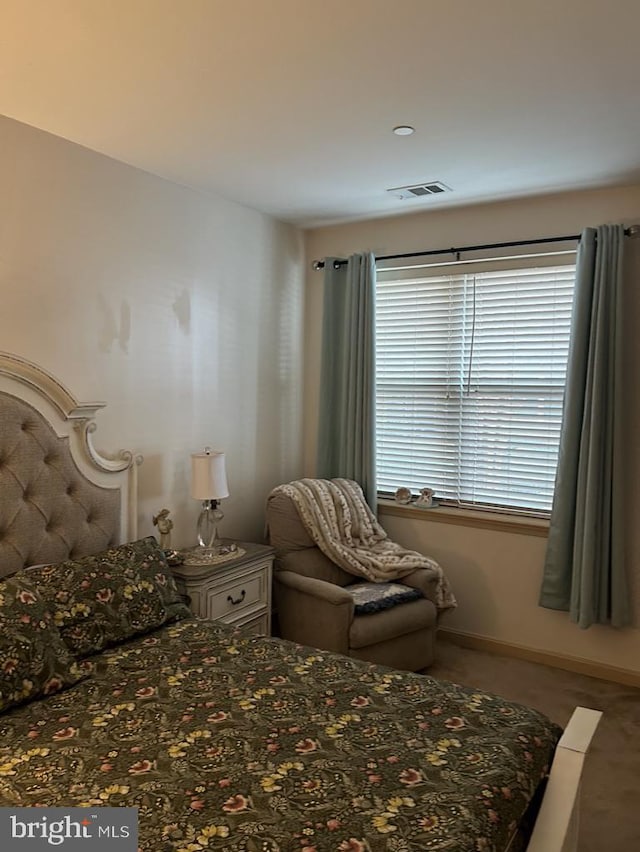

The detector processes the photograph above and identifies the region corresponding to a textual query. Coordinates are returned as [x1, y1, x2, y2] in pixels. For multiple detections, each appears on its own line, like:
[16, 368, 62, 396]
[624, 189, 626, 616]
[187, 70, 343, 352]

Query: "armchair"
[266, 488, 442, 671]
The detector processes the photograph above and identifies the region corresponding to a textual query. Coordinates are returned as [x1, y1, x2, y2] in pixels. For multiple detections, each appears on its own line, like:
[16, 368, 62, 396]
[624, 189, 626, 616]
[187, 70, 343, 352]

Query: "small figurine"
[152, 508, 174, 550]
[415, 488, 435, 508]
[394, 487, 413, 505]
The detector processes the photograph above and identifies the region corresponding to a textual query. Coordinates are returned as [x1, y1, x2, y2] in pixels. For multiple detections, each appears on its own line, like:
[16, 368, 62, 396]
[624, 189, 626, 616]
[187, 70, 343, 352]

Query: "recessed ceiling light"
[393, 125, 415, 136]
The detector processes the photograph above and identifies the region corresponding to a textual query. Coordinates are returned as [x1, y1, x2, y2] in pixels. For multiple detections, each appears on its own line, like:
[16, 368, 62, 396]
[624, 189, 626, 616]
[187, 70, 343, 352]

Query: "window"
[375, 257, 576, 515]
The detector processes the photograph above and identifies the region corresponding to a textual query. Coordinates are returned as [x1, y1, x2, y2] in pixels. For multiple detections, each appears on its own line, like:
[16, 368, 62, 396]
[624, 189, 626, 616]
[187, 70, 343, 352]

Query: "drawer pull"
[227, 590, 246, 606]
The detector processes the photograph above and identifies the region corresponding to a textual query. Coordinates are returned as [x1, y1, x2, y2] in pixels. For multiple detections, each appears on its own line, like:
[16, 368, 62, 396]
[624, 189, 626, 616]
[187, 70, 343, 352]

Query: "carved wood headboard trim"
[0, 352, 143, 573]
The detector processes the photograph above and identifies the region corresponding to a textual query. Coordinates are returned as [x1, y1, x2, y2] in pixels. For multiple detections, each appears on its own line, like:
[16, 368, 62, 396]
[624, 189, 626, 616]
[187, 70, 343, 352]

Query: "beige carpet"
[427, 638, 640, 852]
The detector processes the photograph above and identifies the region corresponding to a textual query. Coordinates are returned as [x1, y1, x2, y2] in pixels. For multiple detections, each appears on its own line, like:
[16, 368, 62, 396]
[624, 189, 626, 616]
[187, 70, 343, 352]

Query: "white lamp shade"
[191, 451, 229, 500]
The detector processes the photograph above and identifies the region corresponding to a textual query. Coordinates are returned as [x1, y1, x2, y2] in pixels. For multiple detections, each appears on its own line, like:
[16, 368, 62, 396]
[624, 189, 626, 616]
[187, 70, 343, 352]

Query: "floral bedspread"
[0, 619, 561, 851]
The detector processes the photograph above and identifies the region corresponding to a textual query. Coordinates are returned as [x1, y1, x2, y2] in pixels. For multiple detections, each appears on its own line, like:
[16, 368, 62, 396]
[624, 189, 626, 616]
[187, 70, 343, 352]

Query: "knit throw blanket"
[271, 478, 456, 613]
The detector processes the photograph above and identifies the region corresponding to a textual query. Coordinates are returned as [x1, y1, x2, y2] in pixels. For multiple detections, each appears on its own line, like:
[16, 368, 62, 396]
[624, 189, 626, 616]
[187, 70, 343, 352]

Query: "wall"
[304, 184, 640, 676]
[0, 115, 305, 546]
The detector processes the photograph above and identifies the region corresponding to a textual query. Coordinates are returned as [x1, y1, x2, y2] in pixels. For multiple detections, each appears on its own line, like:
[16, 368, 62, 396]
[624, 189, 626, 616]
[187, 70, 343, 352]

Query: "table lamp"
[191, 448, 229, 555]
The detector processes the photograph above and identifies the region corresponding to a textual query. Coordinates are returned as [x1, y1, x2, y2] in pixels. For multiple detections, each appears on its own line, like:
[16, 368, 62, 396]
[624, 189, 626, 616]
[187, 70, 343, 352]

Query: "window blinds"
[375, 262, 575, 514]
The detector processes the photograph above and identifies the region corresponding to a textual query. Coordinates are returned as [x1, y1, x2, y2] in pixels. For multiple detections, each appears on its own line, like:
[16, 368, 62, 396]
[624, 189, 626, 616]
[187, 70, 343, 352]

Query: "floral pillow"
[28, 536, 191, 658]
[0, 573, 90, 713]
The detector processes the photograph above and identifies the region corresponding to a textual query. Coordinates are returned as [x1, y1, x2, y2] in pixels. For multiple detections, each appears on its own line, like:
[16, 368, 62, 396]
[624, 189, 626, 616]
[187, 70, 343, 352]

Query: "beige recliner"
[266, 489, 440, 671]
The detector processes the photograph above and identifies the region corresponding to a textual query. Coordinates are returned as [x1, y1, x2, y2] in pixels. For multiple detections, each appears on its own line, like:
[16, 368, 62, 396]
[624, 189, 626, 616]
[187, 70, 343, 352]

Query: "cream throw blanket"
[271, 478, 456, 613]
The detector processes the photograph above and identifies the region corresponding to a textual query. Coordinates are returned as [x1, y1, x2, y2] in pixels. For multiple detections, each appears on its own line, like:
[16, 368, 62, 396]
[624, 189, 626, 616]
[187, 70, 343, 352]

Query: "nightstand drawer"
[232, 610, 269, 637]
[207, 569, 267, 620]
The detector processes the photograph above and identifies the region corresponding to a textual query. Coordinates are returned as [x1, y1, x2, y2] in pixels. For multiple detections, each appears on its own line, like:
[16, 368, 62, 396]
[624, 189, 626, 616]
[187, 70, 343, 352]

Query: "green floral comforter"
[0, 619, 561, 851]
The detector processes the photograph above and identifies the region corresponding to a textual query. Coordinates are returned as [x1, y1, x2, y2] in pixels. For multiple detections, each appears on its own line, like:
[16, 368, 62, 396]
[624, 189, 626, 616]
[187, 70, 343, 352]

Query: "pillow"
[347, 581, 423, 614]
[0, 573, 90, 713]
[28, 536, 191, 657]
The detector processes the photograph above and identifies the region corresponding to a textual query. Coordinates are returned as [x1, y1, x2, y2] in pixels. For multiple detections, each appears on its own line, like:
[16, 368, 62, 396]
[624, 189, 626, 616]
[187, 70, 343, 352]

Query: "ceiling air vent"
[386, 181, 451, 200]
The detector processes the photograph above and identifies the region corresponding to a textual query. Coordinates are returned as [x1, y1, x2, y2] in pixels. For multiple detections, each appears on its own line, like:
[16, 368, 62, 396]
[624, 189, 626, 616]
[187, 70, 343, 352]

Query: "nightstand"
[171, 542, 274, 637]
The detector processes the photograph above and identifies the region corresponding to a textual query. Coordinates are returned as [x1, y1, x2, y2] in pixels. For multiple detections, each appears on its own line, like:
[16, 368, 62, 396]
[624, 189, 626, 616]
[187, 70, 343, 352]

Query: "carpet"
[427, 638, 640, 851]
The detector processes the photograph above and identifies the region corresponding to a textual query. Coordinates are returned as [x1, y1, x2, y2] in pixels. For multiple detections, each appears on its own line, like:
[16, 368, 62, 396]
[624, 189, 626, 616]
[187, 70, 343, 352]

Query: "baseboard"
[438, 628, 640, 689]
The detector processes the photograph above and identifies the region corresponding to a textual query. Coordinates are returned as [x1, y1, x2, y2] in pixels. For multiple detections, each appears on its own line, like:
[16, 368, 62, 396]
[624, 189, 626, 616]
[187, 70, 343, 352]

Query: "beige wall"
[304, 184, 640, 674]
[0, 115, 305, 546]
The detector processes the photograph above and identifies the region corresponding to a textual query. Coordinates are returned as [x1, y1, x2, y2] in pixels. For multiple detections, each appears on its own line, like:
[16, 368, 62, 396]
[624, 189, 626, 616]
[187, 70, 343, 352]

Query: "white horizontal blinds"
[375, 262, 575, 514]
[376, 272, 466, 498]
[458, 266, 574, 511]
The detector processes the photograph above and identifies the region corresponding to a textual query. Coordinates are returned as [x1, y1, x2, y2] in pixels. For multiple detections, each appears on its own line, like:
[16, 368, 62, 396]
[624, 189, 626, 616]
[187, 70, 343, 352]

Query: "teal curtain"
[316, 253, 377, 509]
[539, 225, 630, 628]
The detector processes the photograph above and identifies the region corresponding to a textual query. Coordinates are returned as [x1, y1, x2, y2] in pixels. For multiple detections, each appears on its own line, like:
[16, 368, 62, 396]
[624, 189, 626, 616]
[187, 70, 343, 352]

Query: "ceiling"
[2, 0, 640, 227]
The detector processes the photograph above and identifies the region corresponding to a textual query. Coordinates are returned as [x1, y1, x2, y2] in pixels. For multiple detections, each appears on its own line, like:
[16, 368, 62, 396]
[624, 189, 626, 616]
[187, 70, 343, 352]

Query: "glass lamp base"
[196, 500, 224, 550]
[191, 500, 240, 564]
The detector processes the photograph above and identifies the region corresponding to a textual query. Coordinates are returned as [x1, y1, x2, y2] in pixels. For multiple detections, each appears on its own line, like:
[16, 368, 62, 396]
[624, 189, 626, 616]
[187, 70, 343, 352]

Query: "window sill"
[377, 499, 549, 538]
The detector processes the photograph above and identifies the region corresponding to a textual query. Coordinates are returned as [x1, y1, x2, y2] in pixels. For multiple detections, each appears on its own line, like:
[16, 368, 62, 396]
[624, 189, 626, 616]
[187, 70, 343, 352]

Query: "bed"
[0, 352, 600, 852]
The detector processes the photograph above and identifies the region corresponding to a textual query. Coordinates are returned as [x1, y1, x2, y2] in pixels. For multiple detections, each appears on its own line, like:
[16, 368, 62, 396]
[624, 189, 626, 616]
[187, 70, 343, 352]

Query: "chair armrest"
[276, 571, 353, 604]
[274, 571, 354, 654]
[402, 569, 442, 611]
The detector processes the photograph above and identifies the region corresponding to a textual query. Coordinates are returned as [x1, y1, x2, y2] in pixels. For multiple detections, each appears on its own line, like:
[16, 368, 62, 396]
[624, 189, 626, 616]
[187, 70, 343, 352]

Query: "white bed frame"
[0, 352, 601, 852]
[527, 706, 602, 851]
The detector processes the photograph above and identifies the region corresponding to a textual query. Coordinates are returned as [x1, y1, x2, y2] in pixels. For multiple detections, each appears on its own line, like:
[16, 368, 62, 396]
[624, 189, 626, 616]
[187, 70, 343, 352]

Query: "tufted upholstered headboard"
[0, 352, 142, 577]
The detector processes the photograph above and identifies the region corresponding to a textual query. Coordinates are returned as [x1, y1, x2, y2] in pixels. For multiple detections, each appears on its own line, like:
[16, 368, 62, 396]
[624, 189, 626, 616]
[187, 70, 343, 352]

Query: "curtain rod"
[311, 227, 638, 270]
